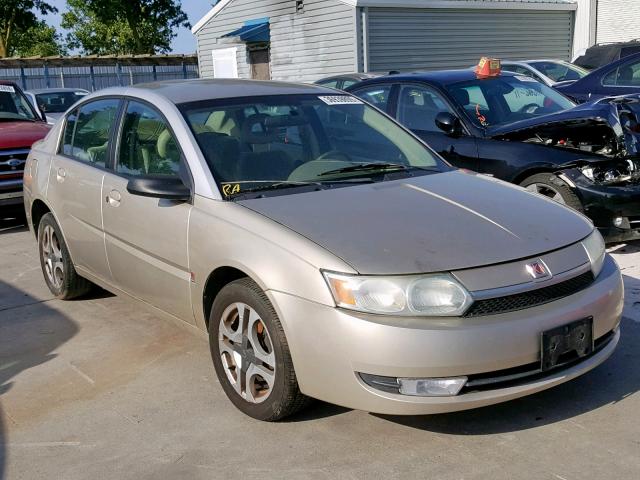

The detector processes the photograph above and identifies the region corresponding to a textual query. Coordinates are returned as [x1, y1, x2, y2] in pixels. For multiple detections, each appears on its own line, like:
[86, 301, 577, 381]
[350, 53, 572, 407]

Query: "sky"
[42, 0, 214, 54]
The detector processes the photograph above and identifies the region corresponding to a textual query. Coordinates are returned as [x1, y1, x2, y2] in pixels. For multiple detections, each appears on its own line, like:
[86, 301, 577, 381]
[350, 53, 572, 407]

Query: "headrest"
[241, 114, 277, 144]
[451, 88, 470, 106]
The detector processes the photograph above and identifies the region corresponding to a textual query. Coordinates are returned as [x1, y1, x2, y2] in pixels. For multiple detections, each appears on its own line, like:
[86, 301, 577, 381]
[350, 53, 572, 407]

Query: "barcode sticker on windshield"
[318, 95, 363, 105]
[515, 76, 537, 83]
[0, 85, 15, 93]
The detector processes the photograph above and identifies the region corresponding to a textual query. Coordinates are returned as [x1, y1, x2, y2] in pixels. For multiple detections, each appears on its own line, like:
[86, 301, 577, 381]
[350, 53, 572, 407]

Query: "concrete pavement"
[1, 213, 639, 480]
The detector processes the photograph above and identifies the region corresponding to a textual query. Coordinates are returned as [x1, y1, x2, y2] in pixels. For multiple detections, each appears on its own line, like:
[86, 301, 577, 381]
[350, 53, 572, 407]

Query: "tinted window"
[35, 91, 88, 113]
[342, 79, 359, 89]
[117, 101, 182, 177]
[529, 61, 588, 82]
[61, 98, 119, 167]
[397, 85, 454, 132]
[180, 94, 444, 197]
[0, 84, 38, 121]
[603, 60, 640, 86]
[352, 85, 392, 111]
[317, 79, 339, 88]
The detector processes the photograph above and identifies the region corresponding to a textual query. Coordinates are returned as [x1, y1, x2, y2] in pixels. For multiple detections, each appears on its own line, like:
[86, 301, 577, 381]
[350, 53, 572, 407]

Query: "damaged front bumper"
[563, 168, 640, 243]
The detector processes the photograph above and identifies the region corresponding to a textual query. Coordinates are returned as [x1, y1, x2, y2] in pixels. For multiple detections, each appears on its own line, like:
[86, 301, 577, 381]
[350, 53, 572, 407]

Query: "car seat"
[237, 114, 295, 181]
[196, 131, 242, 183]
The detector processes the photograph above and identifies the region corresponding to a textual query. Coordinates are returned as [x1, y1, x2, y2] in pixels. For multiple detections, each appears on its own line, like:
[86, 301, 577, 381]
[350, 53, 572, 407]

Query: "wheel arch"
[30, 198, 52, 238]
[202, 266, 253, 330]
[512, 167, 558, 186]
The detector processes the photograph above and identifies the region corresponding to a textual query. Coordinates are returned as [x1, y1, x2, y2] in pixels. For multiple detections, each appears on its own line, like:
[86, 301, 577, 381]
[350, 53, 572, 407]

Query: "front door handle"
[56, 167, 66, 183]
[106, 189, 122, 207]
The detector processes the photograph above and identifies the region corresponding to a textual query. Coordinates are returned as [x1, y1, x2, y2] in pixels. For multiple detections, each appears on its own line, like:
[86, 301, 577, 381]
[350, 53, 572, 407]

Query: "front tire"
[520, 173, 584, 212]
[209, 278, 308, 421]
[38, 213, 91, 299]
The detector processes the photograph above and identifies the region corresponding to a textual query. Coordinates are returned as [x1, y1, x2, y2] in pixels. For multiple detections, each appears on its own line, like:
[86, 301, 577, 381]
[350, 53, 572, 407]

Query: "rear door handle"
[106, 189, 122, 207]
[56, 167, 66, 183]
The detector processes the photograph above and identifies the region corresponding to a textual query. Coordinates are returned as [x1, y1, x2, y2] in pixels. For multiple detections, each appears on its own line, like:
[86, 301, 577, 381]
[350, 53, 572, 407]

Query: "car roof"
[126, 78, 339, 104]
[27, 87, 89, 94]
[352, 68, 519, 87]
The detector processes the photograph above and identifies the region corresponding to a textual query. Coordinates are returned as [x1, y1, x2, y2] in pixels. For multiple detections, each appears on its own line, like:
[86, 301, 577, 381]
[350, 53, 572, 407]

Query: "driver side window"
[117, 102, 182, 177]
[396, 84, 454, 132]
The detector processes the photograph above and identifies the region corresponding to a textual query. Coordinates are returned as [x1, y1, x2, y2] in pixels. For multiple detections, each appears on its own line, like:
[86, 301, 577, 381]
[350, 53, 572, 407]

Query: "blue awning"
[222, 20, 270, 43]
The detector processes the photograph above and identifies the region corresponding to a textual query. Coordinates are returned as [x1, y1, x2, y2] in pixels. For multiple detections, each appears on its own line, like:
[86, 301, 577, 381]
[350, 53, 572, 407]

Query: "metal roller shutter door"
[596, 0, 640, 44]
[367, 8, 575, 72]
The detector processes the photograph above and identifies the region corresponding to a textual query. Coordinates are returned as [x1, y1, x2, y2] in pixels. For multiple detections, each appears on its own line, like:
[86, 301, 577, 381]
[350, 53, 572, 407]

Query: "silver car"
[23, 79, 623, 421]
[501, 60, 589, 87]
[25, 88, 90, 124]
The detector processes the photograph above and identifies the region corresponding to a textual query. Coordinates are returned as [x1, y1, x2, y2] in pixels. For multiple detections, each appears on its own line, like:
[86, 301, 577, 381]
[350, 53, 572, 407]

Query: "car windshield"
[35, 91, 87, 113]
[0, 85, 38, 122]
[446, 76, 575, 128]
[529, 61, 589, 82]
[180, 94, 447, 199]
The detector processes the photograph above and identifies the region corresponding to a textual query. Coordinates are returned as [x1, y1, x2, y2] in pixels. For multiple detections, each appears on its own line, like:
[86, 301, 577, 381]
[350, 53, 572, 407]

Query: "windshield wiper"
[227, 181, 327, 199]
[319, 162, 442, 177]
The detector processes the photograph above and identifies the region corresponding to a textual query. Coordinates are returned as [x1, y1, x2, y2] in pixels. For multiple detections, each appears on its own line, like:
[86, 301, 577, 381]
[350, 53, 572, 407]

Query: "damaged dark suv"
[347, 70, 640, 242]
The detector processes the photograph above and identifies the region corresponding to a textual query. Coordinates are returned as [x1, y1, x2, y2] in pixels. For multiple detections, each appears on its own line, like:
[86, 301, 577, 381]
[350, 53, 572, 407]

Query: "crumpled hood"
[239, 170, 593, 275]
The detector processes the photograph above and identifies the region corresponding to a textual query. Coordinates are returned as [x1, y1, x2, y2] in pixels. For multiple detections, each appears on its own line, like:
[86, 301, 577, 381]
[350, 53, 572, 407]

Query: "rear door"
[391, 83, 478, 171]
[101, 99, 194, 322]
[47, 98, 121, 281]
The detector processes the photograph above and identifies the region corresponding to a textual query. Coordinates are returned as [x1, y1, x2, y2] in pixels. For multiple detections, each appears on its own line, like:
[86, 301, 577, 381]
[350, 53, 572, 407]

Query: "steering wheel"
[287, 150, 354, 182]
[519, 103, 541, 114]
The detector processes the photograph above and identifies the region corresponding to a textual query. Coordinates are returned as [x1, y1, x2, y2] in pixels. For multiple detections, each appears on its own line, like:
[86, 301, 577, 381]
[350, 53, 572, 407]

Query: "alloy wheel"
[218, 302, 276, 404]
[525, 183, 566, 205]
[41, 224, 64, 289]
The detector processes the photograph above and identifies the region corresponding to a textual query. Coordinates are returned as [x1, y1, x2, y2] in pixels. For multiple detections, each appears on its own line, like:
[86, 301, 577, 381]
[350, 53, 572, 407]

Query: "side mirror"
[435, 112, 461, 136]
[126, 176, 191, 201]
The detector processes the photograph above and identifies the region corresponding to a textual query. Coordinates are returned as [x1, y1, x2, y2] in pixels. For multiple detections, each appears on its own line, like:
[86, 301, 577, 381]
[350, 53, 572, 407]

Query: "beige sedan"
[23, 79, 623, 421]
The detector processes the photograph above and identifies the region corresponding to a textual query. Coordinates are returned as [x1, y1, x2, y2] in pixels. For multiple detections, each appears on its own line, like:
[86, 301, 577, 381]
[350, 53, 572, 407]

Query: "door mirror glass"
[126, 176, 191, 201]
[435, 112, 461, 135]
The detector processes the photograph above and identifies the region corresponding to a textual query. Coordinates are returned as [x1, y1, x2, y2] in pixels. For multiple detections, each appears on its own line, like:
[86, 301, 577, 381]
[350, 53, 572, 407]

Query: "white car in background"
[25, 88, 90, 124]
[501, 60, 589, 87]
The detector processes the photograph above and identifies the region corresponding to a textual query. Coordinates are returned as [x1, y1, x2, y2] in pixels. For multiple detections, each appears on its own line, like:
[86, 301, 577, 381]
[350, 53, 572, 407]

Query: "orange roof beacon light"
[475, 57, 501, 78]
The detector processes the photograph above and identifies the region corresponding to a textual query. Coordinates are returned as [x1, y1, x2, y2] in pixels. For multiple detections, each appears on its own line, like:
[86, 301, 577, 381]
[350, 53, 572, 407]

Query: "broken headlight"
[580, 160, 639, 185]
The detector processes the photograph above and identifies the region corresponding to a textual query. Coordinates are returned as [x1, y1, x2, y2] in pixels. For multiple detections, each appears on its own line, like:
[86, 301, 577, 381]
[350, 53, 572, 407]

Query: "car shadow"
[607, 240, 640, 255]
[0, 209, 27, 236]
[374, 275, 640, 435]
[0, 280, 79, 479]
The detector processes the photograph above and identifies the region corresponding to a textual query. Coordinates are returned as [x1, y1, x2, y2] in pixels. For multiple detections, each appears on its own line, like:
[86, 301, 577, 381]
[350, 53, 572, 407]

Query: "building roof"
[126, 78, 338, 105]
[193, 0, 576, 35]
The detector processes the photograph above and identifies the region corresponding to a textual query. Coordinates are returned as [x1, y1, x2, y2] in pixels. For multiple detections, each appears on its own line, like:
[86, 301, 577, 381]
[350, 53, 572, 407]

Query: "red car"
[0, 81, 50, 211]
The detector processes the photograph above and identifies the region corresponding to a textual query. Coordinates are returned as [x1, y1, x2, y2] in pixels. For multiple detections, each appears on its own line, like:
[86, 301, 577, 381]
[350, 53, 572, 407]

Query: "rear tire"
[520, 173, 584, 212]
[209, 278, 309, 421]
[38, 213, 91, 300]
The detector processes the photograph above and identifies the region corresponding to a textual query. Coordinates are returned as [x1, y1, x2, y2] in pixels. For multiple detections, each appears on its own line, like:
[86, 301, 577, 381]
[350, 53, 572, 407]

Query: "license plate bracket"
[541, 317, 593, 372]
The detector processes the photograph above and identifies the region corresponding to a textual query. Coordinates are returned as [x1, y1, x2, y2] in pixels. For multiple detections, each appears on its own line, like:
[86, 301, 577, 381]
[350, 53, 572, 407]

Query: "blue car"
[557, 53, 640, 103]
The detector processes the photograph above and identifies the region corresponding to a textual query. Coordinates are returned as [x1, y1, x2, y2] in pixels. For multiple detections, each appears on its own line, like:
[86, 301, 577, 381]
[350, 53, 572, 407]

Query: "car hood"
[487, 95, 640, 159]
[0, 120, 50, 149]
[238, 170, 593, 275]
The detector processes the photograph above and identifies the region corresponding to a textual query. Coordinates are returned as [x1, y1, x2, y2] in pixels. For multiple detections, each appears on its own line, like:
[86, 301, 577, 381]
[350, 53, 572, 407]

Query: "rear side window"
[116, 101, 182, 177]
[61, 98, 120, 167]
[603, 59, 640, 86]
[352, 85, 392, 111]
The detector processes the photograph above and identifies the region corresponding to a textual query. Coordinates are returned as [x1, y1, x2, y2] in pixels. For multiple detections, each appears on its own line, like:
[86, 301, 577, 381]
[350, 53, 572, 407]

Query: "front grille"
[0, 149, 29, 176]
[464, 271, 595, 317]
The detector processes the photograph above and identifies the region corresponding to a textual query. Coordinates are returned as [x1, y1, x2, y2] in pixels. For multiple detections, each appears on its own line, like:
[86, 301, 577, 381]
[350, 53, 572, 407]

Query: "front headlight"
[323, 272, 473, 316]
[582, 229, 606, 278]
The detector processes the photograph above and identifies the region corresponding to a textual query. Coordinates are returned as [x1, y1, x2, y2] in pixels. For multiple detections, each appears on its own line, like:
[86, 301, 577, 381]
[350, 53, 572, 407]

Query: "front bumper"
[570, 175, 640, 243]
[270, 255, 623, 415]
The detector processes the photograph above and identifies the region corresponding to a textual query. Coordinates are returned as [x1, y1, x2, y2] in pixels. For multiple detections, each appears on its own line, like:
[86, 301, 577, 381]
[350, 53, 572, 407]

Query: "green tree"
[62, 0, 190, 55]
[11, 20, 65, 57]
[0, 0, 56, 57]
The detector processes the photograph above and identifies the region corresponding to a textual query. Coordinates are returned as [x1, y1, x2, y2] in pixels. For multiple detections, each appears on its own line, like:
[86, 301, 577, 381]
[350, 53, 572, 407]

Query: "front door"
[47, 98, 121, 281]
[101, 100, 194, 322]
[250, 48, 270, 80]
[393, 84, 479, 171]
